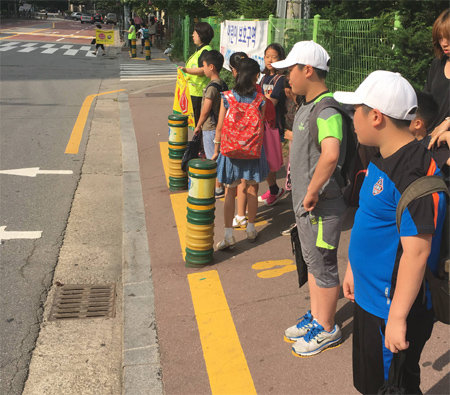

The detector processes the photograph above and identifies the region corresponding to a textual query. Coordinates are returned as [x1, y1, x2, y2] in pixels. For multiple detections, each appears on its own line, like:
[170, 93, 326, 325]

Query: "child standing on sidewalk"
[193, 50, 227, 160]
[258, 43, 287, 207]
[336, 71, 447, 394]
[272, 41, 347, 356]
[212, 58, 269, 248]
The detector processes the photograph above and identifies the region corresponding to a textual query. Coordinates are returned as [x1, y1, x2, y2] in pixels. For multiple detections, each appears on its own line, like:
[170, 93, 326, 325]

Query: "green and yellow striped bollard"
[145, 39, 151, 60]
[131, 39, 136, 58]
[185, 159, 217, 267]
[168, 114, 189, 191]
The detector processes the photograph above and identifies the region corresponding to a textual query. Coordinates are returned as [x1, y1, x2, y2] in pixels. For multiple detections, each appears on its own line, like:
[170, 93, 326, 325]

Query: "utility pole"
[286, 0, 301, 19]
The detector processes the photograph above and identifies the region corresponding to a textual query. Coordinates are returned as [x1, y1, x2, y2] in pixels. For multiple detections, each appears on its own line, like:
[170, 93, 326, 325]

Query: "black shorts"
[353, 301, 434, 394]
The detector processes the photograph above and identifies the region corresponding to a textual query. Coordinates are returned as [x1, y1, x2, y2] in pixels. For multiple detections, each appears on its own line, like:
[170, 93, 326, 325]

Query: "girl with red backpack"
[212, 58, 269, 249]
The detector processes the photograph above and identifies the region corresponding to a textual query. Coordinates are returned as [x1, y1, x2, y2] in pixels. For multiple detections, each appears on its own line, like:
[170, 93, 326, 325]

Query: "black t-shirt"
[261, 74, 286, 132]
[424, 56, 450, 130]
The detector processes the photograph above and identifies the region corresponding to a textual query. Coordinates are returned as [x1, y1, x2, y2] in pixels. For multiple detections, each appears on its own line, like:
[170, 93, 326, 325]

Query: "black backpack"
[309, 96, 378, 207]
[396, 175, 449, 324]
[206, 81, 229, 125]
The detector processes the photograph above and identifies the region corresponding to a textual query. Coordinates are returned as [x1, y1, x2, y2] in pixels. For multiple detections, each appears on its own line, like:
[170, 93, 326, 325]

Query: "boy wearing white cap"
[335, 71, 446, 393]
[272, 41, 347, 357]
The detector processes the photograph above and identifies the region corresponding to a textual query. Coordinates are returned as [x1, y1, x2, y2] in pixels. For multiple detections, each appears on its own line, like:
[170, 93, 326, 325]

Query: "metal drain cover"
[49, 284, 116, 320]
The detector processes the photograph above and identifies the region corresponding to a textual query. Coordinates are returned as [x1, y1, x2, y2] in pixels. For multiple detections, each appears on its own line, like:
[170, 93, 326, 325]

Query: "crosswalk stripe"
[0, 41, 20, 46]
[85, 51, 96, 57]
[63, 49, 78, 56]
[41, 43, 56, 48]
[21, 42, 38, 47]
[42, 47, 59, 54]
[18, 46, 37, 52]
[60, 45, 73, 49]
[79, 46, 91, 51]
[0, 45, 17, 51]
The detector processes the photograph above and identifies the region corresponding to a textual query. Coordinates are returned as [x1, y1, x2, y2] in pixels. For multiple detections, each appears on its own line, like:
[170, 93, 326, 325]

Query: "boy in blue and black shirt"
[335, 71, 447, 394]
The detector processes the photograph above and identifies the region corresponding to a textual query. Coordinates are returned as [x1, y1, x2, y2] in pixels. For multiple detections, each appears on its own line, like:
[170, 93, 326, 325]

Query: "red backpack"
[220, 91, 264, 159]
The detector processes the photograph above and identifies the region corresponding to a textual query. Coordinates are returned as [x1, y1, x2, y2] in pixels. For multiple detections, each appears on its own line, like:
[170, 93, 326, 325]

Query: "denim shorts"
[202, 130, 216, 159]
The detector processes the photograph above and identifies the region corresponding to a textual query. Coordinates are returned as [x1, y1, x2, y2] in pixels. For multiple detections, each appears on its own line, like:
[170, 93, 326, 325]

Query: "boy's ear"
[304, 65, 314, 78]
[410, 118, 424, 131]
[371, 108, 384, 127]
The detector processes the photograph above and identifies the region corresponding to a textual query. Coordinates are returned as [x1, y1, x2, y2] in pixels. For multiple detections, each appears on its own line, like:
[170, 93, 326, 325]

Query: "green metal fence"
[182, 14, 391, 92]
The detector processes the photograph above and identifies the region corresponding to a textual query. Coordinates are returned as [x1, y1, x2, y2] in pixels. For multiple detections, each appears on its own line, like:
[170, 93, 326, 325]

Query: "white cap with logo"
[334, 70, 418, 121]
[271, 40, 330, 71]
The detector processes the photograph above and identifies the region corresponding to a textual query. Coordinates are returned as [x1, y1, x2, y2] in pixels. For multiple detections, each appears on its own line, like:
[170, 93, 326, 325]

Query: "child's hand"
[342, 264, 355, 302]
[211, 145, 219, 161]
[428, 117, 450, 149]
[385, 316, 409, 353]
[303, 190, 319, 211]
[194, 126, 201, 135]
[284, 130, 293, 141]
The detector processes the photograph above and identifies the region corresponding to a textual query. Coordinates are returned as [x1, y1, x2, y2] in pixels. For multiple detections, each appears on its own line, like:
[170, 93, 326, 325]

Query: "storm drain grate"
[49, 284, 116, 321]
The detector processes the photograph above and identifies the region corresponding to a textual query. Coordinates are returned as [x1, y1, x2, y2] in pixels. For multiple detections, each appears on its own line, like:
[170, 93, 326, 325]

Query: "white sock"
[247, 222, 255, 232]
[224, 227, 233, 239]
[235, 214, 246, 221]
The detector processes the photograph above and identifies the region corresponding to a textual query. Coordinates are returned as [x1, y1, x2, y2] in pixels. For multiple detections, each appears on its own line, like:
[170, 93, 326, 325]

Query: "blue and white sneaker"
[291, 320, 342, 357]
[284, 311, 314, 343]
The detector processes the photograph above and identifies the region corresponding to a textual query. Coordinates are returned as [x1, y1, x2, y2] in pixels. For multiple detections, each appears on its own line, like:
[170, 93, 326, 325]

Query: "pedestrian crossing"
[0, 41, 96, 57]
[120, 63, 178, 82]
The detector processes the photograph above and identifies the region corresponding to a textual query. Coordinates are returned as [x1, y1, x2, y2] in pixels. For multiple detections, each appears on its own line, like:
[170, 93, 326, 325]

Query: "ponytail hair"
[234, 58, 260, 97]
[229, 51, 248, 72]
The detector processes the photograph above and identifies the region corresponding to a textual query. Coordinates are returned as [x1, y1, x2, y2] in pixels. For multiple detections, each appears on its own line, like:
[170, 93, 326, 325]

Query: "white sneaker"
[246, 229, 257, 242]
[216, 236, 236, 250]
[292, 320, 342, 357]
[284, 310, 314, 343]
[232, 215, 247, 228]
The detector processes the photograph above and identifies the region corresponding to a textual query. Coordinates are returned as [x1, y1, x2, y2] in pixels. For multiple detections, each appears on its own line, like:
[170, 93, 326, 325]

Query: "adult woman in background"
[424, 9, 450, 131]
[180, 22, 214, 125]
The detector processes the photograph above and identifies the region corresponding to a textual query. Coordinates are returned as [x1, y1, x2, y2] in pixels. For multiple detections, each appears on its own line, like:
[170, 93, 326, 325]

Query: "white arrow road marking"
[0, 168, 73, 177]
[0, 226, 42, 242]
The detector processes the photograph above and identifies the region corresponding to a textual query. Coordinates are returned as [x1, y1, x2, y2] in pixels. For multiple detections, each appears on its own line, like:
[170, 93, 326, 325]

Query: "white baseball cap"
[271, 41, 330, 71]
[334, 70, 418, 121]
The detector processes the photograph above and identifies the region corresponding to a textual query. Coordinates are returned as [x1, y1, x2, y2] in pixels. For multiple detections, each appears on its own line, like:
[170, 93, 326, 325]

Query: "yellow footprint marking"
[252, 259, 296, 279]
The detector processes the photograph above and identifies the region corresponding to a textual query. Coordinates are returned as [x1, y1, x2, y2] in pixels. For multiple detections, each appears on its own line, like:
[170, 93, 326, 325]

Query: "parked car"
[105, 13, 117, 25]
[80, 14, 94, 24]
[93, 13, 103, 23]
[71, 12, 82, 20]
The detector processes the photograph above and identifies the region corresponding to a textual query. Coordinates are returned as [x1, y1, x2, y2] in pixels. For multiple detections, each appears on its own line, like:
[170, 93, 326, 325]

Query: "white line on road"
[18, 47, 38, 53]
[41, 43, 56, 48]
[85, 51, 96, 57]
[56, 38, 65, 42]
[0, 226, 42, 242]
[79, 46, 91, 51]
[20, 42, 38, 47]
[41, 47, 59, 54]
[63, 49, 78, 56]
[0, 41, 20, 46]
[0, 167, 74, 177]
[60, 44, 73, 49]
[0, 46, 17, 52]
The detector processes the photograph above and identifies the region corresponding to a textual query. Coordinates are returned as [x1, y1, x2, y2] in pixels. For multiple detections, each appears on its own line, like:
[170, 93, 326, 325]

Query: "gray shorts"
[295, 208, 343, 288]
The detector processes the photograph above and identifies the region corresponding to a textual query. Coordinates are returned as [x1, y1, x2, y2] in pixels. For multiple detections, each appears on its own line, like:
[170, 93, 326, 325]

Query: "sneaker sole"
[284, 335, 298, 344]
[291, 338, 342, 358]
[264, 192, 286, 207]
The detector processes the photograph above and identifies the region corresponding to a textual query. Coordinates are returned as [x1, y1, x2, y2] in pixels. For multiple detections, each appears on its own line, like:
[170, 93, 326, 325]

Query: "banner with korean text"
[220, 20, 269, 71]
[173, 69, 195, 128]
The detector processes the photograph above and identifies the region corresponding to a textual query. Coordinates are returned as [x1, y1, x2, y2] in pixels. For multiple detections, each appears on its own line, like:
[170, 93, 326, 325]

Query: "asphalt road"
[0, 38, 119, 394]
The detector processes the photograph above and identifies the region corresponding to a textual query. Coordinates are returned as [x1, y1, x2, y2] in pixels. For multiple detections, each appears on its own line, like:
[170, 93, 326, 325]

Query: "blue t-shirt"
[348, 140, 446, 319]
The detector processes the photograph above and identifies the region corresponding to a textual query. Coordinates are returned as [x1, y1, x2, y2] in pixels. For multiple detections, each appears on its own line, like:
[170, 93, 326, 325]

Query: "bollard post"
[145, 39, 151, 60]
[185, 159, 217, 267]
[131, 39, 136, 58]
[168, 114, 189, 190]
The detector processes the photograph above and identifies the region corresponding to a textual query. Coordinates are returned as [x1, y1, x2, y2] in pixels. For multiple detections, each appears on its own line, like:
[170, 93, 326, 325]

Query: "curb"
[119, 93, 163, 395]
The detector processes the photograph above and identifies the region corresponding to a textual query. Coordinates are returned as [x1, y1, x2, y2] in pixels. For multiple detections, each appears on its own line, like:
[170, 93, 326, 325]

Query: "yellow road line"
[188, 271, 257, 395]
[170, 192, 188, 260]
[0, 34, 19, 40]
[159, 142, 170, 188]
[65, 89, 125, 154]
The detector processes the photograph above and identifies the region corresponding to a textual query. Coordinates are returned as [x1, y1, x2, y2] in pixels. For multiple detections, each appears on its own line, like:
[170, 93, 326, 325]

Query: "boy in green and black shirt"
[272, 41, 346, 357]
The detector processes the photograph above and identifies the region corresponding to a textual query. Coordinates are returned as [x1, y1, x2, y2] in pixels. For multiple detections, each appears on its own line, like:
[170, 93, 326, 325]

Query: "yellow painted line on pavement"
[0, 34, 19, 40]
[159, 142, 170, 188]
[0, 30, 93, 39]
[188, 271, 257, 395]
[65, 89, 125, 154]
[170, 192, 188, 260]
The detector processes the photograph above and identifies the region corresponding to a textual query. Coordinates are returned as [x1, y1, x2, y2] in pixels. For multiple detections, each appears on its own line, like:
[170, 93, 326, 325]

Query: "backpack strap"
[308, 96, 351, 151]
[223, 90, 236, 107]
[395, 175, 449, 233]
[250, 92, 264, 110]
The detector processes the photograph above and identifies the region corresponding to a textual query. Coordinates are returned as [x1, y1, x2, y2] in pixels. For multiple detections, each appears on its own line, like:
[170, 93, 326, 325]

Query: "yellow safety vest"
[128, 25, 136, 40]
[185, 45, 212, 97]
